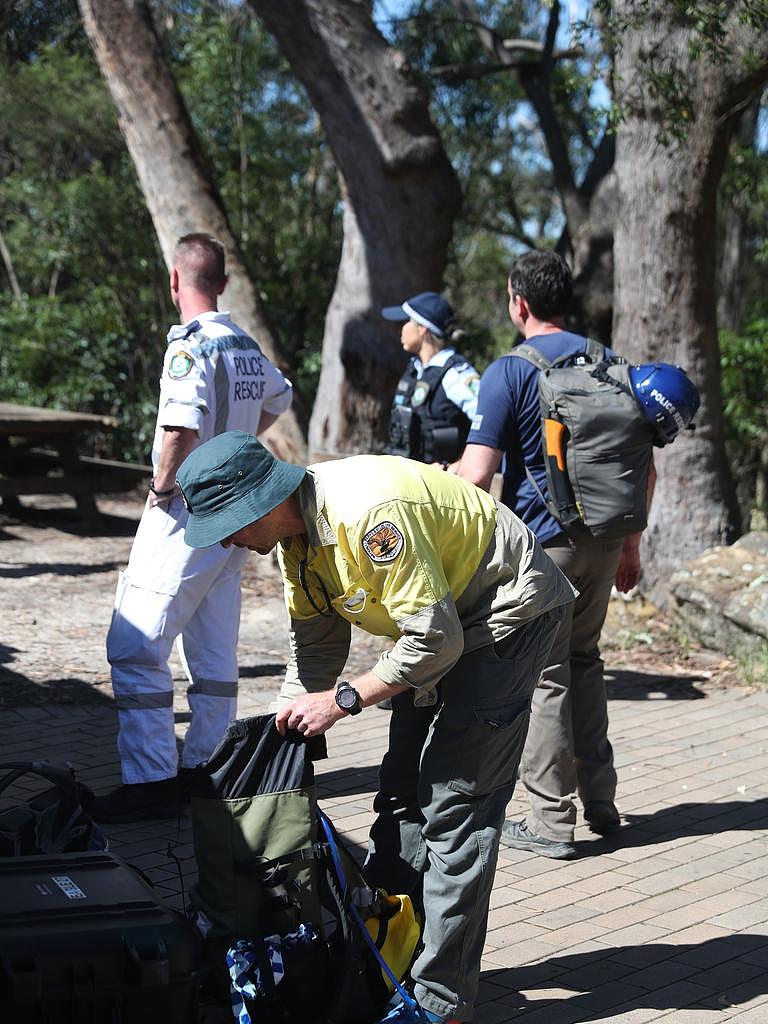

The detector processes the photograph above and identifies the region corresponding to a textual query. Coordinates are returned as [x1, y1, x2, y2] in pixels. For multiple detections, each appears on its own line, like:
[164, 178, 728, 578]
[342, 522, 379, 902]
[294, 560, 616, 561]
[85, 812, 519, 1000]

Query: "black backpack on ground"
[187, 715, 423, 1024]
[0, 761, 107, 858]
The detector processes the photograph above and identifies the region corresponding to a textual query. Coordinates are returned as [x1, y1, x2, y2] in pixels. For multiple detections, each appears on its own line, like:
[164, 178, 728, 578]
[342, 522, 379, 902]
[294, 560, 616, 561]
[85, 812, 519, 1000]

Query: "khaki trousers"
[520, 533, 623, 842]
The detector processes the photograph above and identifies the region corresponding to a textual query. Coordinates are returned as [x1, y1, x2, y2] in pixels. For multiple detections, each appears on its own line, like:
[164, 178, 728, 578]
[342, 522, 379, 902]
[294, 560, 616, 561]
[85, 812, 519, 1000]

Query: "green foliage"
[734, 640, 768, 689]
[2, 0, 767, 487]
[0, 1, 341, 463]
[162, 4, 341, 389]
[383, 0, 569, 250]
[444, 232, 517, 372]
[720, 320, 768, 514]
[0, 25, 169, 462]
[379, 0, 610, 368]
[601, 0, 768, 146]
[0, 291, 160, 461]
[720, 321, 768, 445]
[0, 0, 82, 63]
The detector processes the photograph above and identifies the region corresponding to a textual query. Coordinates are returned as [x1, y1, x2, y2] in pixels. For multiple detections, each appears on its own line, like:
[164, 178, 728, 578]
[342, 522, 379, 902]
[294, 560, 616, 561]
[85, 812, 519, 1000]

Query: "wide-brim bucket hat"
[177, 430, 306, 548]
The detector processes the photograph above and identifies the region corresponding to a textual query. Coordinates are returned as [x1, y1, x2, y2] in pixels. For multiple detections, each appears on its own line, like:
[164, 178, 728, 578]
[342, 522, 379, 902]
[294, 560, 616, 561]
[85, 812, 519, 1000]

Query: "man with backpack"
[457, 250, 655, 859]
[176, 429, 577, 1023]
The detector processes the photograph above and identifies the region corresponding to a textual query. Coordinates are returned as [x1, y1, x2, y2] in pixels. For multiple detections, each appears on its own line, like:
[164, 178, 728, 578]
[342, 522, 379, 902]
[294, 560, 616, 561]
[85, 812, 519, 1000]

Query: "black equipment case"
[0, 851, 201, 1023]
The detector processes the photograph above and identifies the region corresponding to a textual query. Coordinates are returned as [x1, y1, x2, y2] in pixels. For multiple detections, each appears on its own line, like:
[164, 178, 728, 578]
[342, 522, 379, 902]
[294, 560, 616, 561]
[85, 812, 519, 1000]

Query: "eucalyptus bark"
[250, 0, 461, 459]
[612, 2, 768, 603]
[77, 0, 305, 462]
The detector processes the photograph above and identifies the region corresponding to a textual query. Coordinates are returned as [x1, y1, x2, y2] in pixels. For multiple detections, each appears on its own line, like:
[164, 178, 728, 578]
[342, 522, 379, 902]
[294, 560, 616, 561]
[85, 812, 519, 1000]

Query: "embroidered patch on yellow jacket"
[362, 521, 404, 563]
[168, 350, 194, 379]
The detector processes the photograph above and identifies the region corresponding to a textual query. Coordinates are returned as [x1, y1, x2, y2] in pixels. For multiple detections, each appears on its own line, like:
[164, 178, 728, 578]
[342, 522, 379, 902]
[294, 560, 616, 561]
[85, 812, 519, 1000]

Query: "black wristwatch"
[149, 479, 176, 497]
[335, 680, 362, 716]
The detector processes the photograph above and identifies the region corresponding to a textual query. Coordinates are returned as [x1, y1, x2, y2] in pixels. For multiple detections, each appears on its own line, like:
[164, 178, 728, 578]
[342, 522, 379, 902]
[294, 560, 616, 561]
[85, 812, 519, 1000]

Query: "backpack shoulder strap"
[508, 344, 553, 371]
[584, 337, 607, 363]
[589, 357, 635, 398]
[512, 338, 608, 371]
[549, 336, 608, 368]
[0, 761, 80, 802]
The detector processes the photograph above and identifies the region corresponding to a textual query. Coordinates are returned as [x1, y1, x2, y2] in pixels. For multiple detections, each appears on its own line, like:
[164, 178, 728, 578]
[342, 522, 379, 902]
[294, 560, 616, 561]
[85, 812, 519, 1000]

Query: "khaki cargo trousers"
[521, 532, 623, 842]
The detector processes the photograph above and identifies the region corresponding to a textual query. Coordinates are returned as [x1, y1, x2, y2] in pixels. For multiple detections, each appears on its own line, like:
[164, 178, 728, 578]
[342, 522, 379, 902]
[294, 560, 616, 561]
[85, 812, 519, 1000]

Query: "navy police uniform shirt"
[467, 331, 616, 544]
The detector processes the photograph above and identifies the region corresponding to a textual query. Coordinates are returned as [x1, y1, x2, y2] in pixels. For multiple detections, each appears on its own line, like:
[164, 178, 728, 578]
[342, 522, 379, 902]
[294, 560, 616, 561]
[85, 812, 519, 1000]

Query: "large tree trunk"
[567, 167, 616, 343]
[77, 0, 306, 462]
[250, 0, 461, 459]
[612, 2, 768, 605]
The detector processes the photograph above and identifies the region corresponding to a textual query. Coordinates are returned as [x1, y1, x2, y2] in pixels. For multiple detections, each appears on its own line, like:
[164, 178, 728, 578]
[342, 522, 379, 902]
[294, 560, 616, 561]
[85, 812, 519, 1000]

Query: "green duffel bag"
[188, 714, 325, 943]
[188, 714, 421, 1023]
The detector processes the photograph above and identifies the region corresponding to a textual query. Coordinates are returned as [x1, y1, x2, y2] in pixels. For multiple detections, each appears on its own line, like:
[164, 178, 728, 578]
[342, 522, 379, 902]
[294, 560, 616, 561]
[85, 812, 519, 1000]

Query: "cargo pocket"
[439, 698, 530, 797]
[106, 570, 180, 668]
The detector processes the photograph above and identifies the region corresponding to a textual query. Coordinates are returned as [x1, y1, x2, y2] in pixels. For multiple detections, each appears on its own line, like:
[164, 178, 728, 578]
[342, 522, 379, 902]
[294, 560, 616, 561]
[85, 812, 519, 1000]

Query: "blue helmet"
[628, 363, 701, 446]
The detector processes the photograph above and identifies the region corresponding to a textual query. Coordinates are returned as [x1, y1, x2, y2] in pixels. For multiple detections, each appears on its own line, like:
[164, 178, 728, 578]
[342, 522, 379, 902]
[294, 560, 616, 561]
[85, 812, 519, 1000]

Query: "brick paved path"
[2, 680, 766, 1023]
[1, 499, 767, 1022]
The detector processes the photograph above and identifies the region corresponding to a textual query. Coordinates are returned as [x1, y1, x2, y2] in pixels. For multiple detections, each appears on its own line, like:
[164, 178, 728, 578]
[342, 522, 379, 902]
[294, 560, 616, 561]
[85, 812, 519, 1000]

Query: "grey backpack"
[511, 340, 657, 540]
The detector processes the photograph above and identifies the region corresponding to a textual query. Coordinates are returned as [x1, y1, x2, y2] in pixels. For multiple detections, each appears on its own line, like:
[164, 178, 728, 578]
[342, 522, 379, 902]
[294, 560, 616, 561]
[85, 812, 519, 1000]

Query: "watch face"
[337, 687, 358, 710]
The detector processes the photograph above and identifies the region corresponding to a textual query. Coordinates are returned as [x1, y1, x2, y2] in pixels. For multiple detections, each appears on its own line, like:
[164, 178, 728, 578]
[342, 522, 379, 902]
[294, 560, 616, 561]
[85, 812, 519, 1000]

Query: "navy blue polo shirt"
[467, 331, 616, 543]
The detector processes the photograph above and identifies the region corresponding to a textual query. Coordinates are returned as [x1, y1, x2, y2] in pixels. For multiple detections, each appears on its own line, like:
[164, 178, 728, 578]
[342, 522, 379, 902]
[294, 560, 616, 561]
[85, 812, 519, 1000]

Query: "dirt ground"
[0, 489, 750, 710]
[0, 490, 382, 710]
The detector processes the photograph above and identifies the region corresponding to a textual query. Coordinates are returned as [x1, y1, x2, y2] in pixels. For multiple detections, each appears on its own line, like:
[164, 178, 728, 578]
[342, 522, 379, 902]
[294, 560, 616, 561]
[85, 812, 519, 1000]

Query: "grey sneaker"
[584, 801, 621, 836]
[500, 819, 576, 860]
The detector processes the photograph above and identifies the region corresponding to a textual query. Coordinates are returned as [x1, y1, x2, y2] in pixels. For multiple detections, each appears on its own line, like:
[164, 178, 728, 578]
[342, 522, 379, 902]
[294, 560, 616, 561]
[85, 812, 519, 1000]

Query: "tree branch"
[580, 130, 615, 201]
[430, 60, 524, 83]
[0, 226, 22, 301]
[446, 0, 587, 228]
[466, 214, 539, 248]
[501, 38, 580, 60]
[542, 3, 559, 60]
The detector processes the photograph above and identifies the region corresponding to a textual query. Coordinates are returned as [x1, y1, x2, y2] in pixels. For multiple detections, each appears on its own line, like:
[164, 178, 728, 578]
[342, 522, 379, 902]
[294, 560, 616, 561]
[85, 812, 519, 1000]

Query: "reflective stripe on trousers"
[107, 498, 245, 784]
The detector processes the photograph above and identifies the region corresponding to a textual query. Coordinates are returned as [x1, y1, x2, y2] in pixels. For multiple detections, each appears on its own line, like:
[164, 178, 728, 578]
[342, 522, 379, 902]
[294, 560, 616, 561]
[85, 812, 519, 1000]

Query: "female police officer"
[382, 292, 479, 467]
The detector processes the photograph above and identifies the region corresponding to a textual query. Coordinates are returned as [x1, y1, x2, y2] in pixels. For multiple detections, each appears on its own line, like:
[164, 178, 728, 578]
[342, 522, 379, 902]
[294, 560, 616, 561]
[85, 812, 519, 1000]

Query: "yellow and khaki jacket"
[278, 455, 575, 705]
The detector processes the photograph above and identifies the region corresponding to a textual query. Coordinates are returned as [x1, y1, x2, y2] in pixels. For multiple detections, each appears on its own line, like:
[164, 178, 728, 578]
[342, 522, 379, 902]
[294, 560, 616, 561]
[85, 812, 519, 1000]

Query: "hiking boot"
[584, 801, 621, 836]
[376, 998, 458, 1023]
[500, 819, 576, 860]
[90, 778, 181, 823]
[178, 767, 201, 801]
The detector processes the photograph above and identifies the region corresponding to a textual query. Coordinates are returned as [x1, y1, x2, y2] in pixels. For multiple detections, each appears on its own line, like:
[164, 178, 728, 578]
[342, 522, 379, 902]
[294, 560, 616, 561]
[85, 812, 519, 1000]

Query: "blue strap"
[316, 809, 430, 1023]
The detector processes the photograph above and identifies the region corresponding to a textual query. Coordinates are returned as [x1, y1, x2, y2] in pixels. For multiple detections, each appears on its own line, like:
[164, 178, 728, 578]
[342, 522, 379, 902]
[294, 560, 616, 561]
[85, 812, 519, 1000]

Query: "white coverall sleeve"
[157, 342, 208, 433]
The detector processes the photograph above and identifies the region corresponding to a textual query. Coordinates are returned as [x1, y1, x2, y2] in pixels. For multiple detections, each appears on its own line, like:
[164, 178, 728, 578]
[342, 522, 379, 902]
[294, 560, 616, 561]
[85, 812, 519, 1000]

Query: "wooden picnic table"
[0, 402, 150, 519]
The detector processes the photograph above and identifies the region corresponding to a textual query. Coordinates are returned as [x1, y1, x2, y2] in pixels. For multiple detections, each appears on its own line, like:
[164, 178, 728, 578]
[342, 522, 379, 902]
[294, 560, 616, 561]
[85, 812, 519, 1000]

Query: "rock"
[735, 531, 768, 557]
[669, 532, 768, 656]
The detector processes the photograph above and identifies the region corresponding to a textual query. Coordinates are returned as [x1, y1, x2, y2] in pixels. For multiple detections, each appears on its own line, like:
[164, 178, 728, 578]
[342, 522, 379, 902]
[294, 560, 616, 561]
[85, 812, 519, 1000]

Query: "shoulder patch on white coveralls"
[168, 350, 194, 379]
[362, 521, 405, 563]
